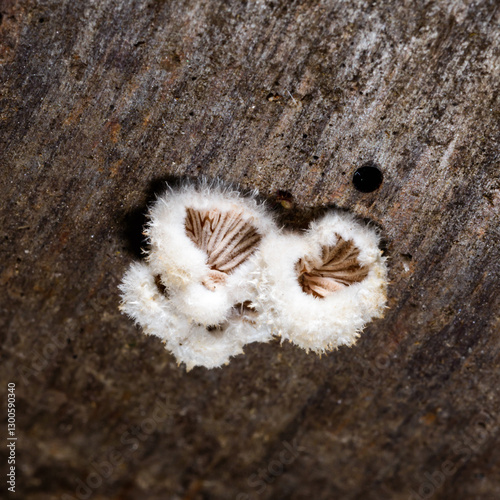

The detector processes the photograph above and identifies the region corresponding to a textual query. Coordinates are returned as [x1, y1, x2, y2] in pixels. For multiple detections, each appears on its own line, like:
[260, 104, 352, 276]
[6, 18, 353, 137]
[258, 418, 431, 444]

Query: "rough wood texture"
[1, 0, 499, 499]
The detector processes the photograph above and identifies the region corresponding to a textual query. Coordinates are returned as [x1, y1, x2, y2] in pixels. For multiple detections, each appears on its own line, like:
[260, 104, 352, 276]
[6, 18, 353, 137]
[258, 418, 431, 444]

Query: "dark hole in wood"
[353, 163, 383, 193]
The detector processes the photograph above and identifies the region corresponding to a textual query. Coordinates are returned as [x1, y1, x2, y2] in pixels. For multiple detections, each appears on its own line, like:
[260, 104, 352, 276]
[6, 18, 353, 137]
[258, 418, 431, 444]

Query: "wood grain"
[1, 0, 499, 499]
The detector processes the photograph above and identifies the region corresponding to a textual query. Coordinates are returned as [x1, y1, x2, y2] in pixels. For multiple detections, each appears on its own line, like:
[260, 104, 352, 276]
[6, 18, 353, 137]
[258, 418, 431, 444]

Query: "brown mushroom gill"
[154, 274, 169, 297]
[206, 301, 258, 333]
[185, 207, 262, 290]
[296, 236, 369, 298]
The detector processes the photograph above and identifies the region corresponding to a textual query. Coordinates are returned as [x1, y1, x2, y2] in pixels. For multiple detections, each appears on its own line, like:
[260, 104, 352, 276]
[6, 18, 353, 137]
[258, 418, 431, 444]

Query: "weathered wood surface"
[1, 0, 500, 498]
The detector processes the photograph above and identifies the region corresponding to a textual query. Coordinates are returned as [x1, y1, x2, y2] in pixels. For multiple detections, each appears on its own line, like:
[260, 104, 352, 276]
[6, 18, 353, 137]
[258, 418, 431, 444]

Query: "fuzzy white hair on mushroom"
[119, 262, 272, 370]
[145, 182, 277, 326]
[253, 211, 388, 352]
[119, 262, 181, 340]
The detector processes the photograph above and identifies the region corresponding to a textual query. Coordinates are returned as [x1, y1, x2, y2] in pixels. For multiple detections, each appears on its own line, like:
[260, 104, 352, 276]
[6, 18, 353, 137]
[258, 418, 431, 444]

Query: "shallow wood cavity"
[296, 236, 369, 298]
[185, 207, 262, 290]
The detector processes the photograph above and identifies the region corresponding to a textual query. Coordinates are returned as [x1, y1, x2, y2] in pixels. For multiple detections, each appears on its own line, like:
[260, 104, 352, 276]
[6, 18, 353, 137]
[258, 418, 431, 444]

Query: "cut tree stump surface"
[1, 0, 499, 499]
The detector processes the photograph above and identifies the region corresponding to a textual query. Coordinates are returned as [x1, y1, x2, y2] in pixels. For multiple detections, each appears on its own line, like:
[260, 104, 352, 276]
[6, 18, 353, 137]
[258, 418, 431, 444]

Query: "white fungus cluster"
[119, 181, 388, 370]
